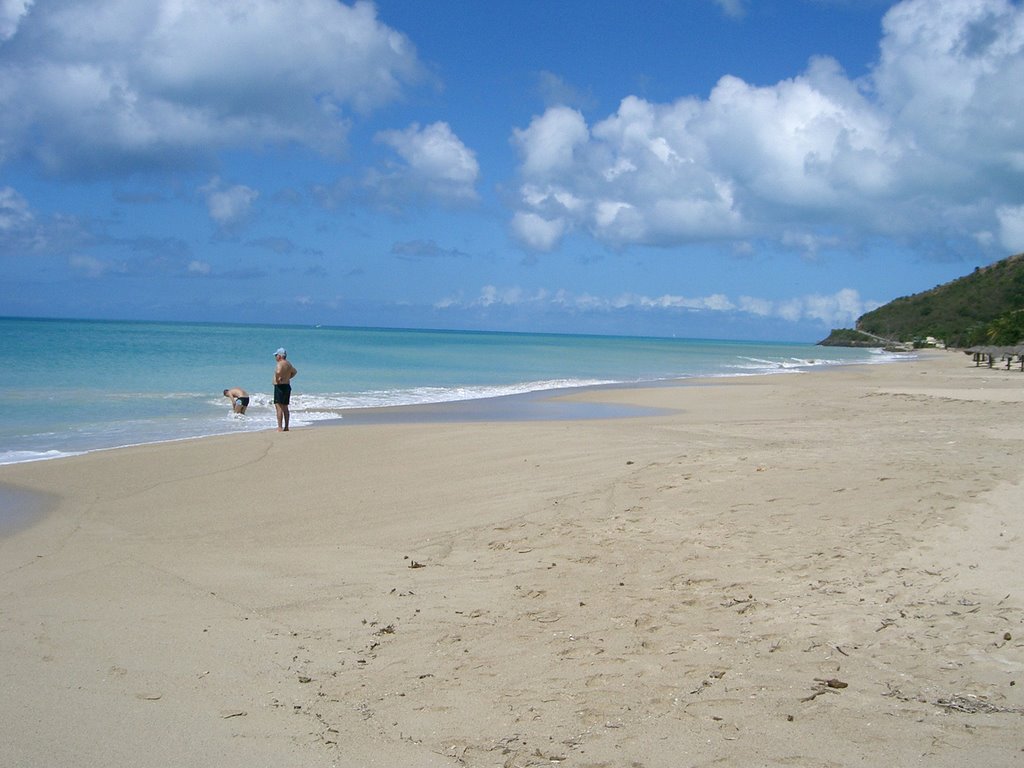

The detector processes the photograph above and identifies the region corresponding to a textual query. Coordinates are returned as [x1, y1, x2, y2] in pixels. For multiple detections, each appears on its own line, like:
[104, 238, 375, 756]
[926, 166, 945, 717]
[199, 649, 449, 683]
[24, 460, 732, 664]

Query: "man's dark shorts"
[273, 384, 291, 405]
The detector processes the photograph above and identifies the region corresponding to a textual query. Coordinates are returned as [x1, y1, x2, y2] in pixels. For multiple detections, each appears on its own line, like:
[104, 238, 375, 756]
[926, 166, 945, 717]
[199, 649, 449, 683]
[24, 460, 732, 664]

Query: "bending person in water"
[223, 386, 250, 414]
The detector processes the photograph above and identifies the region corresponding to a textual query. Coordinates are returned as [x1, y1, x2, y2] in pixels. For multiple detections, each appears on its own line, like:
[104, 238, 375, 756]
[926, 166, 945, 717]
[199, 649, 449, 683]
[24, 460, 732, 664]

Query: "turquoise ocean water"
[1, 317, 907, 465]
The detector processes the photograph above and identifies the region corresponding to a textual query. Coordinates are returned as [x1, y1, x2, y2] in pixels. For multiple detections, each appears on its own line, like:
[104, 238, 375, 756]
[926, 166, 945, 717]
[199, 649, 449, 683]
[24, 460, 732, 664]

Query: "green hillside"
[839, 253, 1024, 348]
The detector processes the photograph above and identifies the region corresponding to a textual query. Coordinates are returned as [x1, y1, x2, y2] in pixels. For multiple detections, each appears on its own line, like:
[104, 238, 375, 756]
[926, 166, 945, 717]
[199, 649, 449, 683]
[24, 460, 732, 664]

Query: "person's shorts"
[273, 384, 291, 405]
[235, 397, 250, 408]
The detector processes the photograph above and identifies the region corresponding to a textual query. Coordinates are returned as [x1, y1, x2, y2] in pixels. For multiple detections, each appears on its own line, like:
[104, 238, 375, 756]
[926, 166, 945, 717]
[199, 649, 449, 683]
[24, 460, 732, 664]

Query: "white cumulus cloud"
[373, 121, 480, 203]
[0, 185, 32, 232]
[0, 0, 32, 42]
[200, 178, 259, 229]
[997, 205, 1024, 253]
[512, 106, 589, 178]
[0, 0, 422, 175]
[510, 0, 1024, 257]
[511, 211, 567, 252]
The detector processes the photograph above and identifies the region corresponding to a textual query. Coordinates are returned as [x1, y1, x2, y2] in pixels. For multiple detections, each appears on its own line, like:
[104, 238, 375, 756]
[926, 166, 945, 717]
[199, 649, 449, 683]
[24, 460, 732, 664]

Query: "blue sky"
[2, 0, 1023, 341]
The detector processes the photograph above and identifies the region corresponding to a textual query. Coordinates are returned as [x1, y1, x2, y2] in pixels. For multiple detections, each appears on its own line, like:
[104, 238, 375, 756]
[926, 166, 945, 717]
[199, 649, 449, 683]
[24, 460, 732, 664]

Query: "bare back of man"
[223, 386, 249, 414]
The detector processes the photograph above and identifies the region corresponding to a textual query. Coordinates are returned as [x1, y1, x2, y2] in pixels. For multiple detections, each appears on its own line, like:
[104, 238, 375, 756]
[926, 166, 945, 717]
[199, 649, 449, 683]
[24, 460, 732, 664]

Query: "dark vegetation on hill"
[820, 252, 1024, 348]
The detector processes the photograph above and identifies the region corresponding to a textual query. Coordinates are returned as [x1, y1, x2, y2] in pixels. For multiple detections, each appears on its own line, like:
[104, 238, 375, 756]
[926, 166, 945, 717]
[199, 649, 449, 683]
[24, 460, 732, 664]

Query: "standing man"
[273, 347, 298, 431]
[222, 386, 250, 414]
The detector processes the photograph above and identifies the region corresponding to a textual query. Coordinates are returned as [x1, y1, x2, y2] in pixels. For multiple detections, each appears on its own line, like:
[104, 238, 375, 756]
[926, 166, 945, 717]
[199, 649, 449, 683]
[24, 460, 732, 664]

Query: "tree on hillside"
[985, 309, 1024, 346]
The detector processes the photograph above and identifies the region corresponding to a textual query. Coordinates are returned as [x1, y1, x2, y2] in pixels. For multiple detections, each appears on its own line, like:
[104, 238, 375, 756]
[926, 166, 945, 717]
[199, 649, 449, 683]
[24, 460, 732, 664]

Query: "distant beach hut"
[966, 345, 1024, 370]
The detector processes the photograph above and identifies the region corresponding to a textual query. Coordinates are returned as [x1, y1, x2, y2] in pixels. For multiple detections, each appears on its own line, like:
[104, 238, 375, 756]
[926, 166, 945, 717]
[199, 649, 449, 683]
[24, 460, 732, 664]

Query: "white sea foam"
[287, 378, 618, 415]
[730, 351, 915, 373]
[0, 449, 83, 466]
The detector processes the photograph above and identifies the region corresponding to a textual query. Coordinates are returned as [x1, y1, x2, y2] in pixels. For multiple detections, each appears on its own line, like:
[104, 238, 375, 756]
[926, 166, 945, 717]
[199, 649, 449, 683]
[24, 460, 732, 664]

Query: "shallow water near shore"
[2, 316, 903, 464]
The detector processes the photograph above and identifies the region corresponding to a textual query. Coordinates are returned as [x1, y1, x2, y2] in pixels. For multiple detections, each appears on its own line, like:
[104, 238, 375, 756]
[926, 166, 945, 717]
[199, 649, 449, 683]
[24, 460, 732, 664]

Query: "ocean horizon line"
[0, 313, 825, 346]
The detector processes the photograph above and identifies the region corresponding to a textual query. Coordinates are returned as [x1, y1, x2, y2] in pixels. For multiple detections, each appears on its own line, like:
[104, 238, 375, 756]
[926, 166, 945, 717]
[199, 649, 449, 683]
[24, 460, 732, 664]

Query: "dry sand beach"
[2, 350, 1023, 768]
